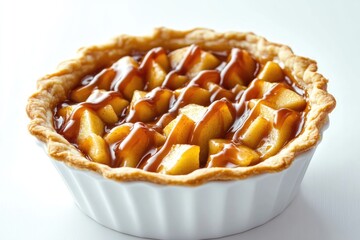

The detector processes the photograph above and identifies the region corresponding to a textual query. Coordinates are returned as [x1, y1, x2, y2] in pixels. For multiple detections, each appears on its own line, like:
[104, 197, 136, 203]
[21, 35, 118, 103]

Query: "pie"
[26, 28, 335, 185]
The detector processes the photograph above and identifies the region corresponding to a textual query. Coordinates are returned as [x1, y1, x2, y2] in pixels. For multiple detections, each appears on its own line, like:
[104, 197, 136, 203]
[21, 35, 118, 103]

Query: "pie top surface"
[27, 28, 335, 185]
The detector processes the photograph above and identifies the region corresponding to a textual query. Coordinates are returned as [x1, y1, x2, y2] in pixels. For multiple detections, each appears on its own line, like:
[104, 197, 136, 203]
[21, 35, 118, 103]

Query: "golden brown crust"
[26, 27, 336, 186]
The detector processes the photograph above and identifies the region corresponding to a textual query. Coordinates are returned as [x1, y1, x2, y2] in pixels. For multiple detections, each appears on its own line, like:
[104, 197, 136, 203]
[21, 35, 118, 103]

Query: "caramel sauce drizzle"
[140, 121, 194, 172]
[114, 122, 158, 168]
[58, 91, 123, 142]
[54, 44, 307, 171]
[206, 142, 246, 168]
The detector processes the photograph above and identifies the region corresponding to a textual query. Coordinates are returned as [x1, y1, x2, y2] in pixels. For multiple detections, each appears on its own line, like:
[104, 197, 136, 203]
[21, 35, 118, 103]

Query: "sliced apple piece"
[129, 101, 155, 123]
[154, 131, 166, 147]
[179, 104, 208, 123]
[153, 88, 173, 114]
[182, 86, 211, 106]
[97, 69, 117, 89]
[163, 116, 178, 137]
[128, 88, 173, 122]
[162, 73, 189, 90]
[190, 99, 235, 164]
[146, 61, 167, 90]
[70, 69, 117, 102]
[231, 84, 247, 100]
[114, 56, 139, 69]
[78, 133, 111, 165]
[158, 144, 200, 175]
[173, 86, 211, 110]
[207, 142, 260, 168]
[187, 51, 220, 77]
[173, 87, 183, 98]
[163, 110, 198, 137]
[247, 99, 258, 109]
[165, 114, 195, 144]
[233, 100, 275, 141]
[70, 85, 94, 103]
[257, 101, 277, 119]
[257, 109, 300, 159]
[57, 105, 74, 120]
[208, 139, 232, 155]
[224, 70, 245, 89]
[105, 95, 129, 115]
[245, 100, 276, 121]
[121, 74, 144, 100]
[127, 90, 153, 122]
[222, 49, 257, 88]
[140, 114, 196, 171]
[163, 104, 206, 137]
[241, 116, 270, 148]
[256, 80, 276, 97]
[206, 82, 235, 101]
[252, 80, 306, 111]
[75, 109, 109, 165]
[169, 47, 188, 69]
[247, 99, 276, 110]
[77, 109, 104, 142]
[258, 61, 284, 82]
[85, 90, 129, 124]
[191, 70, 221, 87]
[115, 124, 156, 168]
[106, 122, 164, 148]
[154, 50, 170, 71]
[113, 56, 144, 100]
[130, 90, 147, 107]
[104, 123, 133, 145]
[265, 87, 307, 111]
[168, 46, 220, 77]
[96, 104, 118, 124]
[86, 90, 129, 116]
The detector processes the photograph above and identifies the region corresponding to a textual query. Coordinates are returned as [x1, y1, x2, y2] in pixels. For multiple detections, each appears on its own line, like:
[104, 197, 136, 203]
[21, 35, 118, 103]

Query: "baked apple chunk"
[51, 43, 322, 175]
[76, 109, 110, 165]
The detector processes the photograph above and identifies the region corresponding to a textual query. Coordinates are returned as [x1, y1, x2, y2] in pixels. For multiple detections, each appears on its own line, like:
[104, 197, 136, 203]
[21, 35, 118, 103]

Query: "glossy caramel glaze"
[54, 45, 307, 172]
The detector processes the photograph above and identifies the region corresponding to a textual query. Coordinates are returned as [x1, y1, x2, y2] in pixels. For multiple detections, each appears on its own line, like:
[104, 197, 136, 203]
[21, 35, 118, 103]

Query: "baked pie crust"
[26, 28, 335, 185]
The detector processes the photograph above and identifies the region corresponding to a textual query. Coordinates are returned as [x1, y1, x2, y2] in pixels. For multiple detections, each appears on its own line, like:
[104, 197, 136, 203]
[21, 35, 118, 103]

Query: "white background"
[0, 0, 359, 239]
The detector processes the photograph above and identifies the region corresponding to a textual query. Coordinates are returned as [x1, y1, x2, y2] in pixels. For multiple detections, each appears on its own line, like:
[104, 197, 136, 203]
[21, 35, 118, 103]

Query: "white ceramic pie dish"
[46, 141, 318, 239]
[26, 28, 335, 239]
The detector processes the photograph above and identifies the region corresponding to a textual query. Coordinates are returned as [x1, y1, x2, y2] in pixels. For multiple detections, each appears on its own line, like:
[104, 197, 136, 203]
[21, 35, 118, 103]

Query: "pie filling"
[53, 44, 307, 175]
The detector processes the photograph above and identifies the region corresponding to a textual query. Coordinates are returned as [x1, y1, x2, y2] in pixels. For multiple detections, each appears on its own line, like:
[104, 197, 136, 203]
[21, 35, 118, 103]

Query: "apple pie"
[27, 28, 335, 185]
